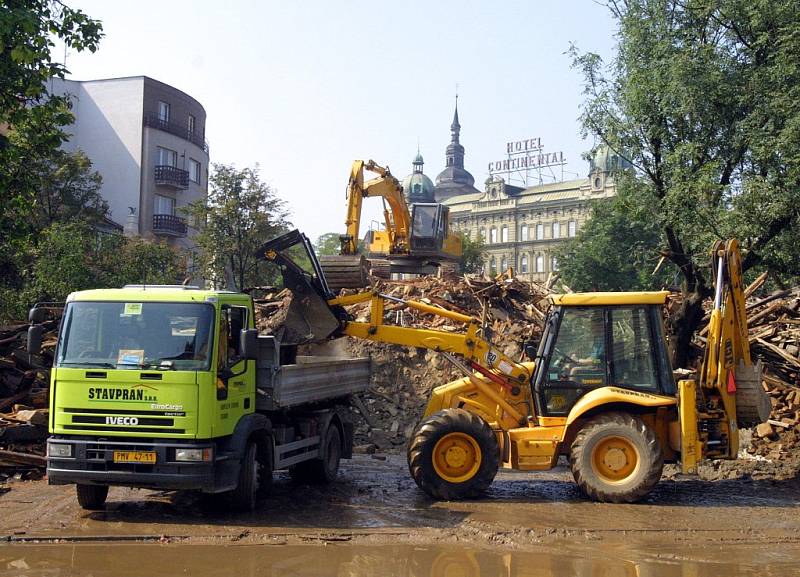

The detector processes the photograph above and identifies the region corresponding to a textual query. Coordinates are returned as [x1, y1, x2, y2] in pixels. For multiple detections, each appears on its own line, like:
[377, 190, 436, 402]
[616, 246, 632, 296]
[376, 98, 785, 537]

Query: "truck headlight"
[175, 448, 213, 462]
[49, 443, 73, 458]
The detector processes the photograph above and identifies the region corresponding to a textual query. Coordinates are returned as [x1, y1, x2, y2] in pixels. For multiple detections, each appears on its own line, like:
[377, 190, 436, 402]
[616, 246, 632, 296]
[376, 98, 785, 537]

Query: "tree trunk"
[666, 289, 706, 369]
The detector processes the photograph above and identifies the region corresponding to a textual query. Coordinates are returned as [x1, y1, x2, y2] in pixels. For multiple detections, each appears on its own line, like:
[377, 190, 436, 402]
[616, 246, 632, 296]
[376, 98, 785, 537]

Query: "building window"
[189, 158, 201, 183]
[479, 228, 486, 242]
[520, 255, 528, 273]
[568, 220, 577, 237]
[552, 221, 561, 239]
[490, 257, 497, 275]
[551, 256, 559, 271]
[535, 254, 544, 273]
[158, 101, 170, 123]
[536, 223, 544, 240]
[157, 146, 177, 167]
[501, 225, 508, 243]
[520, 225, 528, 241]
[154, 194, 175, 216]
[501, 257, 508, 272]
[490, 227, 497, 244]
[188, 114, 196, 135]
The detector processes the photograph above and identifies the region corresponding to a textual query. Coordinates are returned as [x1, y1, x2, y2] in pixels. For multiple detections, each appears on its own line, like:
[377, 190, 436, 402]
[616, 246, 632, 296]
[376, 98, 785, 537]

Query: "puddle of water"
[1, 542, 798, 577]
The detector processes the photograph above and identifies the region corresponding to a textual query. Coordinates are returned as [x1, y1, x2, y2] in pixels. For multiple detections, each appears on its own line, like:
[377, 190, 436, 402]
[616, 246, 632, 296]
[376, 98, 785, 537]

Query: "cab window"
[609, 306, 658, 390]
[542, 308, 607, 415]
[219, 305, 248, 369]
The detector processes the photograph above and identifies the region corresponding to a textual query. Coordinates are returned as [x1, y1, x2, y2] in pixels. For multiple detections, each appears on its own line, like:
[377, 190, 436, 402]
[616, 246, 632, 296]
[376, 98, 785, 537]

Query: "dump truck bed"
[255, 336, 370, 410]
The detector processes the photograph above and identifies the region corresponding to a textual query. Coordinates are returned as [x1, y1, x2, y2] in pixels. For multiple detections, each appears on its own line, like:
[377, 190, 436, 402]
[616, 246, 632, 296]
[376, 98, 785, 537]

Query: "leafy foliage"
[556, 179, 677, 291]
[1, 0, 103, 251]
[569, 0, 800, 364]
[314, 232, 343, 256]
[185, 164, 291, 290]
[458, 230, 486, 275]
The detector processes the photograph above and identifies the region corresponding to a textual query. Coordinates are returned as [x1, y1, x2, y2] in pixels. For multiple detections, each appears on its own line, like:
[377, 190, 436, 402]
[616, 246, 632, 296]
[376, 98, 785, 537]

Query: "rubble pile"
[0, 322, 54, 488]
[736, 287, 800, 476]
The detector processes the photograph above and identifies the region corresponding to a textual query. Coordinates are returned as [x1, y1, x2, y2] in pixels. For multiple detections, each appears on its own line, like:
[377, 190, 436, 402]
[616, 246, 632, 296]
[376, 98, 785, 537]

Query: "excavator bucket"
[255, 230, 343, 344]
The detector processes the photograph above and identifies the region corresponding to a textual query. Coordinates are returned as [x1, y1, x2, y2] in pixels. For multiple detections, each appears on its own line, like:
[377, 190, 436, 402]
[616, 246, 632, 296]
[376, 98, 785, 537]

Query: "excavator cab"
[532, 301, 676, 417]
[409, 203, 450, 254]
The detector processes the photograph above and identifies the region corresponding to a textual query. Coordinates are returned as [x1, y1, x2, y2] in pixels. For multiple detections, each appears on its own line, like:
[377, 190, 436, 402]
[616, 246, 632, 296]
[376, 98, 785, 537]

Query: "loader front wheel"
[570, 412, 663, 503]
[407, 409, 499, 500]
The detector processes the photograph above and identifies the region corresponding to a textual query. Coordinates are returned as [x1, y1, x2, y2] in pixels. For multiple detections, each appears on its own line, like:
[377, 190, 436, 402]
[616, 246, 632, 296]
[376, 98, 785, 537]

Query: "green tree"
[556, 181, 677, 291]
[22, 223, 185, 307]
[185, 164, 291, 290]
[0, 0, 103, 295]
[314, 232, 342, 256]
[571, 0, 800, 365]
[458, 231, 486, 275]
[32, 149, 108, 230]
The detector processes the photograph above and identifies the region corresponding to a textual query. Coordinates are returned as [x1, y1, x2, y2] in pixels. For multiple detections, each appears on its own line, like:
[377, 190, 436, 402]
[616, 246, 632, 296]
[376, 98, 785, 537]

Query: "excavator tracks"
[319, 255, 369, 291]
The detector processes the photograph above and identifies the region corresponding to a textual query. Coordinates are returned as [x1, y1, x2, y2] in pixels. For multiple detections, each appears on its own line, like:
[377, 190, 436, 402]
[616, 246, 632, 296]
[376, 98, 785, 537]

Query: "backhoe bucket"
[734, 360, 770, 427]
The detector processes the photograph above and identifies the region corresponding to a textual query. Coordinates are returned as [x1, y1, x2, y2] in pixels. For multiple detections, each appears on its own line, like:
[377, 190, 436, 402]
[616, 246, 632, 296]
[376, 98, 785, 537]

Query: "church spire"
[450, 94, 460, 142]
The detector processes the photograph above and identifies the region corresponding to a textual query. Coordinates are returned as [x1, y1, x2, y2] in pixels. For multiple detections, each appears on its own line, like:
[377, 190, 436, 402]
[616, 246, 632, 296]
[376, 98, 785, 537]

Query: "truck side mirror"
[27, 325, 43, 356]
[240, 329, 259, 361]
[523, 341, 537, 360]
[29, 307, 46, 324]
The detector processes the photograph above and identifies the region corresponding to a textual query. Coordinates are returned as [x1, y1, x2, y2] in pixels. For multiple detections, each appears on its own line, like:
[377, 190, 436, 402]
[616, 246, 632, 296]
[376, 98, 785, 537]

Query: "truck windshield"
[57, 301, 215, 371]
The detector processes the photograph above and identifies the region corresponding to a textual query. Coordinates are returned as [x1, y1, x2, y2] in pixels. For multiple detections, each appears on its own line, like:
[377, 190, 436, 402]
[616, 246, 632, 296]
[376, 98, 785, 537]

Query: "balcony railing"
[144, 112, 209, 153]
[154, 165, 189, 189]
[152, 214, 188, 237]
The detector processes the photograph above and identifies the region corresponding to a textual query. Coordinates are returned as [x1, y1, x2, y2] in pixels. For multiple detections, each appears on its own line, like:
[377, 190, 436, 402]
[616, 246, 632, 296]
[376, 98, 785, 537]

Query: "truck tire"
[407, 409, 499, 500]
[289, 425, 342, 484]
[231, 441, 258, 512]
[569, 412, 663, 503]
[76, 484, 108, 510]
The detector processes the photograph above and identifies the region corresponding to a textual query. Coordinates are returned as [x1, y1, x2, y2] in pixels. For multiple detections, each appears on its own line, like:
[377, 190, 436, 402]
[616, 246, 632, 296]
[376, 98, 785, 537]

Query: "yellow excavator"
[259, 233, 770, 502]
[318, 160, 462, 290]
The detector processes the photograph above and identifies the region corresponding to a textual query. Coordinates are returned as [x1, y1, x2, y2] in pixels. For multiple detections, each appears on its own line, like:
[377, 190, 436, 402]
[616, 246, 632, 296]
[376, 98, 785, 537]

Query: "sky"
[59, 0, 619, 242]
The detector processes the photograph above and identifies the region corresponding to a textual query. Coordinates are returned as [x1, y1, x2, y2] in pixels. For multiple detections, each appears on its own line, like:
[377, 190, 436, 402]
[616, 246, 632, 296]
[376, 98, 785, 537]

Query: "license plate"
[113, 451, 156, 464]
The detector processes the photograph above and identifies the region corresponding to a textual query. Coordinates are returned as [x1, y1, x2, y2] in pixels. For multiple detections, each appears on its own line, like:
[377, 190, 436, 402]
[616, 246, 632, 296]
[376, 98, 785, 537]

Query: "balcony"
[152, 214, 188, 237]
[154, 165, 189, 189]
[144, 112, 209, 153]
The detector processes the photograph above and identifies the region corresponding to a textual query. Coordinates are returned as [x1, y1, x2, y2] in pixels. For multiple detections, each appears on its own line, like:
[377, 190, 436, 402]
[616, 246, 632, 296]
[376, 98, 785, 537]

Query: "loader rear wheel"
[570, 412, 663, 503]
[76, 484, 108, 510]
[407, 409, 499, 500]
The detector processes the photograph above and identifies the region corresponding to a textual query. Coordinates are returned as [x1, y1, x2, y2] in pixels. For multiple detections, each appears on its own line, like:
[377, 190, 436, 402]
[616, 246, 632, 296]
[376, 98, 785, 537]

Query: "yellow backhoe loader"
[259, 232, 770, 502]
[319, 160, 462, 290]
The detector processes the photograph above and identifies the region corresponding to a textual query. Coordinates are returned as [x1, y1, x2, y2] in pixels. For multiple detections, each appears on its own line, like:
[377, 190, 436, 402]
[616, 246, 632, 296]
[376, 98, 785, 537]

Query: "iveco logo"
[105, 416, 139, 426]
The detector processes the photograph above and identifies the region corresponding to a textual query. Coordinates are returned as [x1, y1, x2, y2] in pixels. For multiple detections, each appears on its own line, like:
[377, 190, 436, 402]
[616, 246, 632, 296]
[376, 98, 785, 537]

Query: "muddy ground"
[1, 455, 799, 575]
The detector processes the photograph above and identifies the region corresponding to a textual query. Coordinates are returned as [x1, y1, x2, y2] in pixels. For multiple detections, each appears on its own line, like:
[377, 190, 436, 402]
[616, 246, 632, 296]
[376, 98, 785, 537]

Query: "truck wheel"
[231, 441, 258, 512]
[290, 425, 342, 484]
[76, 484, 108, 510]
[407, 409, 499, 500]
[569, 412, 663, 503]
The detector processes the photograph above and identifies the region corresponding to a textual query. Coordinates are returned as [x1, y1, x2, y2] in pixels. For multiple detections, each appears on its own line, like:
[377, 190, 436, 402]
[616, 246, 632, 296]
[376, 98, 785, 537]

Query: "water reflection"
[0, 543, 790, 576]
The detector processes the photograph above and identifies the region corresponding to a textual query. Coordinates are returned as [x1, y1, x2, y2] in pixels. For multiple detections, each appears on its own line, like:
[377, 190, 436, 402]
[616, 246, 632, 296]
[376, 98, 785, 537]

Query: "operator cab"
[531, 293, 676, 417]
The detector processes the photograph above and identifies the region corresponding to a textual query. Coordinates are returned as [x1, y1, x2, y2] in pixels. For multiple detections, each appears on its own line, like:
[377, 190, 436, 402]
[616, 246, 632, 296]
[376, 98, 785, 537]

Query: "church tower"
[434, 98, 479, 202]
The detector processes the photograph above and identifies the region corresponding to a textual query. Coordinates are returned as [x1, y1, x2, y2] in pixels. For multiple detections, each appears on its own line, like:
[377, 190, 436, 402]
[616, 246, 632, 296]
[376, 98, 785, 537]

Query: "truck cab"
[41, 285, 368, 511]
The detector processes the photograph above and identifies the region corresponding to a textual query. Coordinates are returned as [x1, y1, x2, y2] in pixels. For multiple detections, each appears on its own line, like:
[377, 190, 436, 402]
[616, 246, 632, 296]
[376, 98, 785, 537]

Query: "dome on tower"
[402, 151, 435, 203]
[589, 144, 633, 175]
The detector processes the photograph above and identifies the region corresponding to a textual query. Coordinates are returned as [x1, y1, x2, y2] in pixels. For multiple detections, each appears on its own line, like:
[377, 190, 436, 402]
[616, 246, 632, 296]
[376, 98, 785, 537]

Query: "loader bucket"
[256, 230, 343, 344]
